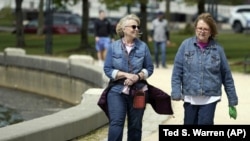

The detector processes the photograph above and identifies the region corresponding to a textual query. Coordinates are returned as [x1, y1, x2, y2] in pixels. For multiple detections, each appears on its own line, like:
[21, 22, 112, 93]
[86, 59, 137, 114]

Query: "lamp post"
[45, 0, 53, 55]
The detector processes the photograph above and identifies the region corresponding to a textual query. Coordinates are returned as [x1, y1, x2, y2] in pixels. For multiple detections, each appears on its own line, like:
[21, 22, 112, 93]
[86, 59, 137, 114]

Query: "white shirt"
[184, 95, 221, 105]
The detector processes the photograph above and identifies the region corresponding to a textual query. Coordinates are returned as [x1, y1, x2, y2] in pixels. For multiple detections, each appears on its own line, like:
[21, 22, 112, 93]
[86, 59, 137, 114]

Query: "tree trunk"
[80, 0, 89, 49]
[198, 0, 205, 14]
[166, 0, 170, 21]
[37, 0, 44, 35]
[139, 0, 148, 44]
[15, 0, 25, 47]
[45, 0, 53, 55]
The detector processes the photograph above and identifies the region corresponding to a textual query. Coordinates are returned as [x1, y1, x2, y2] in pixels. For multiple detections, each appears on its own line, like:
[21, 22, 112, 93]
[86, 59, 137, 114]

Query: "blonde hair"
[194, 12, 218, 38]
[116, 14, 140, 38]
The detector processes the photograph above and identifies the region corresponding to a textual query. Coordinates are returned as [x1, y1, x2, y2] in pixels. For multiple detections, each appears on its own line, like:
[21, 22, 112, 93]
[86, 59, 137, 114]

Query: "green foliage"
[53, 0, 79, 9]
[0, 33, 96, 58]
[219, 0, 246, 5]
[99, 0, 135, 10]
[0, 6, 14, 26]
[184, 0, 246, 5]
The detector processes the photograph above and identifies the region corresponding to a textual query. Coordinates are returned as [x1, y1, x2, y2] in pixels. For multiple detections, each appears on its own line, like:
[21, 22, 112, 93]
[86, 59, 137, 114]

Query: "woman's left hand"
[124, 78, 135, 86]
[126, 74, 139, 82]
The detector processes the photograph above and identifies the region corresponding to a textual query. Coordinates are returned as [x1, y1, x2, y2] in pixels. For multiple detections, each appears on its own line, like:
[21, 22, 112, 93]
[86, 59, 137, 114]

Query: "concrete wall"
[0, 48, 109, 141]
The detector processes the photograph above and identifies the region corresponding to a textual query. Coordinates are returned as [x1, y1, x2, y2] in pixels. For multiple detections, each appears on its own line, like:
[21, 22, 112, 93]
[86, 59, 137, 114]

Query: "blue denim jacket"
[104, 38, 154, 93]
[171, 37, 238, 106]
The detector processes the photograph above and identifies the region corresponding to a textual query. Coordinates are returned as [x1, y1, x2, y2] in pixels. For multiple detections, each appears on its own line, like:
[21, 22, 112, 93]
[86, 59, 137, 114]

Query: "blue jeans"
[107, 89, 145, 141]
[153, 41, 167, 68]
[183, 101, 218, 125]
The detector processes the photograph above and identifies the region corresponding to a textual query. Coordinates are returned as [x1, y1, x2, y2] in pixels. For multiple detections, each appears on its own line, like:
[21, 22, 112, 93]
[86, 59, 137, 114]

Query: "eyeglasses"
[196, 27, 210, 32]
[125, 25, 140, 30]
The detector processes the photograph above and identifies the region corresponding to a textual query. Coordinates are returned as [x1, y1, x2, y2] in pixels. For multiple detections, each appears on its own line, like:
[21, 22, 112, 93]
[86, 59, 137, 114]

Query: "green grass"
[0, 32, 96, 57]
[0, 31, 249, 73]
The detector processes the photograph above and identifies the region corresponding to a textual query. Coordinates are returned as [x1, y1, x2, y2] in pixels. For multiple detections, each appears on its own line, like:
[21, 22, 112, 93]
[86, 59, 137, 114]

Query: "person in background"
[171, 12, 238, 125]
[151, 11, 170, 68]
[103, 14, 154, 140]
[94, 10, 113, 66]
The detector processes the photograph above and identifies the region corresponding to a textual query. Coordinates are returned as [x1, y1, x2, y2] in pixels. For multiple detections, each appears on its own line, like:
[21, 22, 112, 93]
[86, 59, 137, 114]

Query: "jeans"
[107, 89, 145, 141]
[183, 101, 218, 125]
[153, 41, 167, 68]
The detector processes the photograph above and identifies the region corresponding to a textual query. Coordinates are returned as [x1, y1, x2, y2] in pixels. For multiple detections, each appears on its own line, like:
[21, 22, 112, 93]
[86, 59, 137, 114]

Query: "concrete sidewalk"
[143, 65, 250, 141]
[76, 64, 250, 141]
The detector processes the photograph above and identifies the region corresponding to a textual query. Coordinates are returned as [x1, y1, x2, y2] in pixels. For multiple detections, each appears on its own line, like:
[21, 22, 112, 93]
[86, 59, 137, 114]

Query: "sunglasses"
[126, 25, 140, 30]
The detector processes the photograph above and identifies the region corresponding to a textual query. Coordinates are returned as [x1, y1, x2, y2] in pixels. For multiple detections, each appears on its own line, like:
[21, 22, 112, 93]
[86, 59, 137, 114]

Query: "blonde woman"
[102, 14, 154, 140]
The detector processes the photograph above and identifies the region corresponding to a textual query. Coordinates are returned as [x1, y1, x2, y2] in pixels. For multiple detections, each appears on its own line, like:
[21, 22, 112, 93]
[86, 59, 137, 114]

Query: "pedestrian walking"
[171, 12, 238, 125]
[97, 13, 173, 141]
[151, 11, 170, 68]
[94, 10, 113, 66]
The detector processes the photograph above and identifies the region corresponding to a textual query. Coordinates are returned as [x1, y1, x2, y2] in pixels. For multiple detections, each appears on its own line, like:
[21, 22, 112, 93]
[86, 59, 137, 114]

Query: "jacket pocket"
[184, 51, 195, 64]
[206, 54, 220, 73]
[112, 53, 123, 68]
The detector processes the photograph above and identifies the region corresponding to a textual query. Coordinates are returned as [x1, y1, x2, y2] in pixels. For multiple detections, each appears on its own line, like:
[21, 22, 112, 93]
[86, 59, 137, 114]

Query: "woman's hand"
[123, 73, 140, 86]
[124, 78, 134, 86]
[126, 73, 139, 83]
[116, 71, 140, 85]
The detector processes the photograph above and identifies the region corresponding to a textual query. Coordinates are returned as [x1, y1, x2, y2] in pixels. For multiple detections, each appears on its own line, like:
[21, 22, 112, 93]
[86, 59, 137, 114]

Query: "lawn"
[0, 31, 249, 73]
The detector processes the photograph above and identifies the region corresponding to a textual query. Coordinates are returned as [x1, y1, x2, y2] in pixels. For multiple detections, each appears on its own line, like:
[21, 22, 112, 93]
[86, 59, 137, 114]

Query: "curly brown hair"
[194, 12, 218, 38]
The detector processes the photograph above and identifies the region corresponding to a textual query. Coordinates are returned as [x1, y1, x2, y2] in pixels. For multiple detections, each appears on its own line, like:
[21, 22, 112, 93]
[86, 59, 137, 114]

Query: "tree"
[15, 0, 25, 47]
[37, 0, 44, 35]
[198, 0, 206, 14]
[100, 0, 133, 10]
[53, 0, 79, 7]
[165, 0, 171, 21]
[80, 0, 89, 49]
[45, 0, 53, 55]
[138, 0, 148, 44]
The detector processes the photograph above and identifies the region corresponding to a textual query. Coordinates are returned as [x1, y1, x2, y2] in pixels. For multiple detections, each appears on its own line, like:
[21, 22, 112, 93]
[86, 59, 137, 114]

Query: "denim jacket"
[171, 37, 238, 106]
[103, 38, 154, 94]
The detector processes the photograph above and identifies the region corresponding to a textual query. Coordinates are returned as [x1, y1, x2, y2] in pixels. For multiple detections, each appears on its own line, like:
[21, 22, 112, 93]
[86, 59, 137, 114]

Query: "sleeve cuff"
[141, 69, 149, 79]
[112, 69, 119, 79]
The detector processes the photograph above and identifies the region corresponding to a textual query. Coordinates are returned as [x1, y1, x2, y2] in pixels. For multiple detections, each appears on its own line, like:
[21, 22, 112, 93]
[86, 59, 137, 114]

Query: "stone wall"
[0, 47, 105, 104]
[0, 48, 109, 141]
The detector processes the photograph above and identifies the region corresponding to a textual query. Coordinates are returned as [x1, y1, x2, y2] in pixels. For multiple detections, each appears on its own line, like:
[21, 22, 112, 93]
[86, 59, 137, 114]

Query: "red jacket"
[97, 80, 173, 119]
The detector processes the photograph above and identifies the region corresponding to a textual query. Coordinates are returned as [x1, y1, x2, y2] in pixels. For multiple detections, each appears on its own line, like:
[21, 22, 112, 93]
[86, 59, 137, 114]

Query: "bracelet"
[136, 74, 141, 81]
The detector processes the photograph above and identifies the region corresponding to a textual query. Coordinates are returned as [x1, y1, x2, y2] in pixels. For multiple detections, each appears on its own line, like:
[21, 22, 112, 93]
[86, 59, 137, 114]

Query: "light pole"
[45, 0, 53, 55]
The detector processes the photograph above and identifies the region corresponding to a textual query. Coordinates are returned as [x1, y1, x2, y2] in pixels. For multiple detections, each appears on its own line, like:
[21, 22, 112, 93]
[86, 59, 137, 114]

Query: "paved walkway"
[144, 65, 250, 141]
[77, 64, 250, 141]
